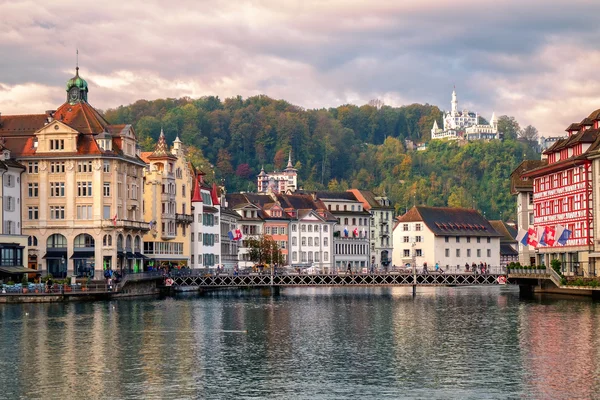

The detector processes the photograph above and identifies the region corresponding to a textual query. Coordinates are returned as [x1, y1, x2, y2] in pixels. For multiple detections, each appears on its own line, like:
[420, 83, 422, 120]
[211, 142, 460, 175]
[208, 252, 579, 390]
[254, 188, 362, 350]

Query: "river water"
[0, 286, 599, 399]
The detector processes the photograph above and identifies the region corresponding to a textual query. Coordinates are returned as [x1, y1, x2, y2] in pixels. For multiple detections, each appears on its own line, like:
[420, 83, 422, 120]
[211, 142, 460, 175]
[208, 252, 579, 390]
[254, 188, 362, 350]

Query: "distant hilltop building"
[538, 135, 565, 154]
[257, 151, 298, 193]
[431, 88, 499, 141]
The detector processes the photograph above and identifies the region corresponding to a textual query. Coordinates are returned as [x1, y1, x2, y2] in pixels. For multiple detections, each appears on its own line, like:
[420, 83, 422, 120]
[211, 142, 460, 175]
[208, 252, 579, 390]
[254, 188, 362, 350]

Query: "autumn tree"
[216, 149, 234, 176]
[246, 235, 285, 266]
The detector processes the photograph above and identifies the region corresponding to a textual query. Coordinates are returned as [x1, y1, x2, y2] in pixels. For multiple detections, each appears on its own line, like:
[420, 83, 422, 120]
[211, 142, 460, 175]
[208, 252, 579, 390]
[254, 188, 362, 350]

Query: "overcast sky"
[1, 0, 599, 136]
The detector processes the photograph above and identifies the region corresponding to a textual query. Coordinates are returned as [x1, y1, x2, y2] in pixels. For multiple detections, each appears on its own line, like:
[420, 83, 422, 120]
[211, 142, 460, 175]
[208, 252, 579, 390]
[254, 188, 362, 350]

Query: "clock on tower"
[65, 66, 88, 104]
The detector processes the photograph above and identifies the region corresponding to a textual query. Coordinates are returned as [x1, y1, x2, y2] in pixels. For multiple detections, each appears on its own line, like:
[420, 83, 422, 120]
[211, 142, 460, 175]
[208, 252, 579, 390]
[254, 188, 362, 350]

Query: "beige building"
[141, 131, 194, 269]
[0, 67, 148, 279]
[392, 206, 502, 271]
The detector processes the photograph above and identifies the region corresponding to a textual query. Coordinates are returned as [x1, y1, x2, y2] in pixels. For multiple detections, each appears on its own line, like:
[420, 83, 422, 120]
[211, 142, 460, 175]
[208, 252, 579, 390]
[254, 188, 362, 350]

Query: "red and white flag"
[112, 213, 118, 227]
[235, 229, 243, 240]
[527, 227, 539, 247]
[545, 226, 557, 246]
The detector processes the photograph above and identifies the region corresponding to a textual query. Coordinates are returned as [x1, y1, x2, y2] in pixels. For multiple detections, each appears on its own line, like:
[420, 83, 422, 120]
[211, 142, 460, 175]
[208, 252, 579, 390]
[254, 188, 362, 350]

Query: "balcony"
[102, 219, 150, 231]
[176, 213, 193, 224]
[161, 231, 177, 240]
[161, 193, 175, 202]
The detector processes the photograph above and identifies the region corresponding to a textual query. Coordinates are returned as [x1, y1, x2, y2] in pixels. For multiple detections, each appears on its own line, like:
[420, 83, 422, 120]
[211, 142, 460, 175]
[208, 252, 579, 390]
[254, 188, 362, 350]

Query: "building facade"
[489, 220, 518, 267]
[521, 110, 600, 275]
[1, 67, 147, 279]
[190, 173, 221, 269]
[314, 191, 371, 272]
[349, 189, 394, 269]
[0, 147, 29, 278]
[141, 131, 193, 270]
[510, 160, 547, 265]
[219, 205, 240, 270]
[392, 206, 502, 270]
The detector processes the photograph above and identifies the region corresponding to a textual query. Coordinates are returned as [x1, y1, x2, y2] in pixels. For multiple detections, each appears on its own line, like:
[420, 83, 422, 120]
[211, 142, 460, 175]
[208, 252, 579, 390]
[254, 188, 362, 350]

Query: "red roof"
[191, 175, 202, 203]
[0, 114, 48, 136]
[54, 101, 109, 134]
[211, 182, 220, 206]
[140, 152, 152, 164]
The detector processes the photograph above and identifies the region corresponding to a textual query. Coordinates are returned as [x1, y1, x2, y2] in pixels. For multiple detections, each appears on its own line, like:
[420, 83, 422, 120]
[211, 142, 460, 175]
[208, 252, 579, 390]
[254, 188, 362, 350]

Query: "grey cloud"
[0, 0, 599, 133]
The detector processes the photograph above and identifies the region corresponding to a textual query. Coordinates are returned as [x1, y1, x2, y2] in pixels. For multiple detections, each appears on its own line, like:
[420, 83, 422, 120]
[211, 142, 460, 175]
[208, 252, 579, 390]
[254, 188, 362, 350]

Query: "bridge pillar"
[518, 284, 535, 298]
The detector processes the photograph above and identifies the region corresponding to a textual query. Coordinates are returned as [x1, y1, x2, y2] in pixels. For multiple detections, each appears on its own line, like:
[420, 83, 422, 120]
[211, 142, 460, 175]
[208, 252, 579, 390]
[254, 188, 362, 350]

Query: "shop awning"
[70, 251, 95, 259]
[0, 266, 38, 274]
[152, 256, 189, 261]
[134, 252, 149, 259]
[42, 249, 67, 259]
[126, 251, 135, 259]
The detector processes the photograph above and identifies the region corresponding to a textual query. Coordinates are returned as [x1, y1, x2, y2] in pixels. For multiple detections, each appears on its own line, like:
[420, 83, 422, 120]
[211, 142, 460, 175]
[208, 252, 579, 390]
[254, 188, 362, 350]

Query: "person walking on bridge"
[347, 263, 352, 275]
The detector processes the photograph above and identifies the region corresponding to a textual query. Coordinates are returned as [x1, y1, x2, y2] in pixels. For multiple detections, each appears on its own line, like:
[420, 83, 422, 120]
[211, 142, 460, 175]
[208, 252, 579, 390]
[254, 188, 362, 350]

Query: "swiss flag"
[527, 227, 539, 247]
[545, 226, 557, 246]
[235, 229, 243, 240]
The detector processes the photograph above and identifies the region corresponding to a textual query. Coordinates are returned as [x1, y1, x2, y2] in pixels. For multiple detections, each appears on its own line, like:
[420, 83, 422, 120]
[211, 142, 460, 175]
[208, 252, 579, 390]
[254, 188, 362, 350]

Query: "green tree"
[497, 115, 520, 140]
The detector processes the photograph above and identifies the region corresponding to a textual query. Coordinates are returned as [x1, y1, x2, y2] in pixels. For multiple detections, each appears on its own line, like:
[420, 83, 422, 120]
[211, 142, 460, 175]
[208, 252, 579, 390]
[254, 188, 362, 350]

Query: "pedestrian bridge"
[171, 272, 504, 288]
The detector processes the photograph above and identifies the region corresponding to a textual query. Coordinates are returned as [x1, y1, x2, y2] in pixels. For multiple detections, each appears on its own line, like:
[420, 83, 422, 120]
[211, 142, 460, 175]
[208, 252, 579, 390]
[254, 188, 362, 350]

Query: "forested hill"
[104, 95, 537, 221]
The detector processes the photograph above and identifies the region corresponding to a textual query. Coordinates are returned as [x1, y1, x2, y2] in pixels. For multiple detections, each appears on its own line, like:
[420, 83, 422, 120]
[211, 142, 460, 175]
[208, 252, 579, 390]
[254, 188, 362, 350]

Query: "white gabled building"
[392, 206, 502, 271]
[190, 172, 221, 270]
[288, 209, 335, 272]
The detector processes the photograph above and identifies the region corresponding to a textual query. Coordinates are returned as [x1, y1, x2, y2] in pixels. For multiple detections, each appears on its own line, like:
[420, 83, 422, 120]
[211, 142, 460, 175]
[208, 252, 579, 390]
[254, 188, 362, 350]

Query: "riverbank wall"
[0, 278, 162, 303]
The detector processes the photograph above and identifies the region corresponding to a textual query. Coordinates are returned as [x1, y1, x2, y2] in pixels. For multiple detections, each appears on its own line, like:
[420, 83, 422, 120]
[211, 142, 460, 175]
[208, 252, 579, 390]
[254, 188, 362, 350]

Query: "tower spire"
[287, 150, 293, 168]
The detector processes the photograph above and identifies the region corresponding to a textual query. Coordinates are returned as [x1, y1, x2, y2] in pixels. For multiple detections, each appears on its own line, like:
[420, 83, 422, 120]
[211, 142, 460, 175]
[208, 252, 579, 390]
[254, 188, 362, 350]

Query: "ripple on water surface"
[0, 287, 599, 399]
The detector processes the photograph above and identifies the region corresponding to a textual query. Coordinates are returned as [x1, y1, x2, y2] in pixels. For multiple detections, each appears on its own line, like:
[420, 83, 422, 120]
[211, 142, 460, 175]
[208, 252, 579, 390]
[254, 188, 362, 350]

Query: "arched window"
[126, 235, 132, 250]
[117, 234, 124, 250]
[28, 236, 38, 246]
[74, 234, 95, 248]
[47, 234, 67, 248]
[134, 236, 141, 251]
[103, 234, 112, 247]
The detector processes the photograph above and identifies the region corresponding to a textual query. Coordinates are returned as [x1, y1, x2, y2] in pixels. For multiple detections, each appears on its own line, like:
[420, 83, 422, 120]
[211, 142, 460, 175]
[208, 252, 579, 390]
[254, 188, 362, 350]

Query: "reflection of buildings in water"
[518, 303, 598, 398]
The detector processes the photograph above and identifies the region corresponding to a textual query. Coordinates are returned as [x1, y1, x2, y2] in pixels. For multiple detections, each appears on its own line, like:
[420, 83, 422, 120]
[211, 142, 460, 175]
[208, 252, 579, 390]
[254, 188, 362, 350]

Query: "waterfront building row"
[512, 108, 600, 276]
[0, 65, 400, 278]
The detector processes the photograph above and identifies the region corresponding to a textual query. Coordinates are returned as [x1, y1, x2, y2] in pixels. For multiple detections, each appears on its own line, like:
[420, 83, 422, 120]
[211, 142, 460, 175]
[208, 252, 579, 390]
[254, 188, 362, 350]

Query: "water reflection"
[0, 288, 598, 399]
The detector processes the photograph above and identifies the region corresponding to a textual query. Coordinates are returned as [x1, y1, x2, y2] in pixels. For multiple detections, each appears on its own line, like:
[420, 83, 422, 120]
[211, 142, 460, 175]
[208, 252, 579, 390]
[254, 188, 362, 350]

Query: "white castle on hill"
[431, 88, 499, 141]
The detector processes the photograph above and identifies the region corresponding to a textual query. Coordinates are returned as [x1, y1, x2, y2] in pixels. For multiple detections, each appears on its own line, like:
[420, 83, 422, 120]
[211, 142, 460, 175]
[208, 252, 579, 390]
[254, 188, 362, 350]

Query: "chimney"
[45, 110, 55, 122]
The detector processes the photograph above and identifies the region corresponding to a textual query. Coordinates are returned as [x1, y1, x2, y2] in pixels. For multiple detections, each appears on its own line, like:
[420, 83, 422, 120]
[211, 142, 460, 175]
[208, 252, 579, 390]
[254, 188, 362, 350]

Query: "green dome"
[66, 67, 88, 92]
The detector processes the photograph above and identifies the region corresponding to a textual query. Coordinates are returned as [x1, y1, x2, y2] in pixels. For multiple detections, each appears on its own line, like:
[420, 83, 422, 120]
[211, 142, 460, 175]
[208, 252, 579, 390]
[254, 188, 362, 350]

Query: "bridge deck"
[172, 273, 503, 288]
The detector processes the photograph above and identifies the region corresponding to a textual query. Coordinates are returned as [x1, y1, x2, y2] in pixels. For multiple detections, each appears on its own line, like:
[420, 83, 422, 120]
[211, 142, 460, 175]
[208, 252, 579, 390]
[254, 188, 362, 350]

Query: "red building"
[522, 109, 600, 275]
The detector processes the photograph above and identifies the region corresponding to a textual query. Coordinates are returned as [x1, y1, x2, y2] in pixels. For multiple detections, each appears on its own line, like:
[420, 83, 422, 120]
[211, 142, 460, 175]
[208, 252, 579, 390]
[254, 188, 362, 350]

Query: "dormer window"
[50, 139, 65, 151]
[2, 150, 10, 161]
[98, 138, 112, 152]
